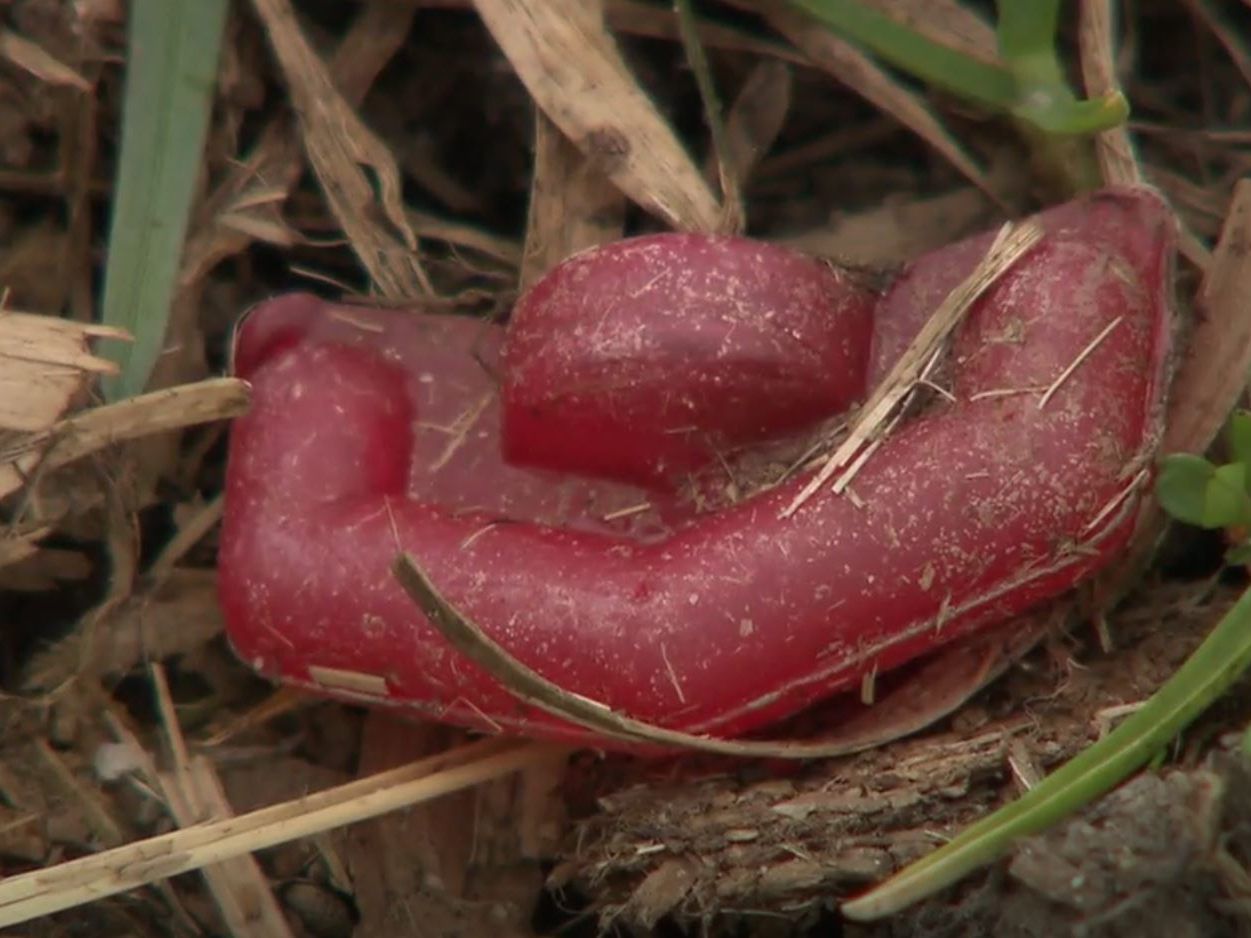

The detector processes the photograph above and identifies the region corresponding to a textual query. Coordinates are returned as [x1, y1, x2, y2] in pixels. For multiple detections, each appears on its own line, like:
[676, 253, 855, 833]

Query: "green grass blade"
[792, 0, 1126, 140]
[100, 0, 229, 401]
[995, 0, 1064, 87]
[1013, 91, 1130, 136]
[788, 0, 1018, 112]
[842, 582, 1251, 920]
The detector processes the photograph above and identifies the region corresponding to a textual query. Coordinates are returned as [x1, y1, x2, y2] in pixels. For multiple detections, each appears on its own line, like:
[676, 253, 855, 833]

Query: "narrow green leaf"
[1156, 454, 1223, 527]
[995, 0, 1060, 60]
[100, 0, 229, 400]
[1012, 91, 1130, 136]
[843, 581, 1251, 920]
[1224, 542, 1251, 566]
[1209, 462, 1251, 527]
[787, 0, 1018, 112]
[1227, 411, 1251, 470]
[790, 0, 1127, 141]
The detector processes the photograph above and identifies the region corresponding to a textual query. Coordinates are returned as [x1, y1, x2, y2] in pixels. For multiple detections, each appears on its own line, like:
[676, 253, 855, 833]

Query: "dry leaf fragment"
[473, 0, 722, 232]
[0, 29, 92, 90]
[1164, 179, 1251, 456]
[0, 311, 128, 433]
[718, 59, 793, 186]
[250, 0, 433, 299]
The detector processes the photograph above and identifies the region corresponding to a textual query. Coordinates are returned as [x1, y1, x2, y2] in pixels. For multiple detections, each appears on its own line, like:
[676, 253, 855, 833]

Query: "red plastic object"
[218, 188, 1174, 748]
[502, 234, 875, 488]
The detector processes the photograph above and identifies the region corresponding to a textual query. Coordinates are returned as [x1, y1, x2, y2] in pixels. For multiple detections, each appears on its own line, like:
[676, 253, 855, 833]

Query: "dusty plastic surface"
[218, 187, 1175, 747]
[502, 234, 876, 488]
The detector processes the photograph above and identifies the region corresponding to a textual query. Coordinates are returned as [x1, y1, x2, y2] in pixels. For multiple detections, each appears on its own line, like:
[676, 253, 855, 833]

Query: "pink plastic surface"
[218, 188, 1174, 748]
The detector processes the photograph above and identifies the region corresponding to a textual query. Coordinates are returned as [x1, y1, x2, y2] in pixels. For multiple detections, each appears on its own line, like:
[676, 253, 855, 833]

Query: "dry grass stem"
[718, 60, 792, 191]
[521, 114, 625, 286]
[151, 663, 296, 938]
[518, 0, 627, 285]
[408, 208, 523, 267]
[860, 0, 999, 65]
[0, 737, 556, 928]
[1079, 0, 1142, 185]
[1181, 0, 1251, 90]
[0, 29, 92, 90]
[181, 0, 417, 288]
[145, 492, 225, 584]
[606, 0, 808, 63]
[33, 738, 126, 849]
[473, 0, 722, 232]
[1037, 315, 1124, 410]
[1082, 467, 1150, 536]
[0, 378, 249, 500]
[602, 502, 653, 522]
[518, 2, 626, 289]
[250, 0, 434, 299]
[0, 528, 48, 569]
[675, 0, 744, 233]
[782, 220, 1044, 517]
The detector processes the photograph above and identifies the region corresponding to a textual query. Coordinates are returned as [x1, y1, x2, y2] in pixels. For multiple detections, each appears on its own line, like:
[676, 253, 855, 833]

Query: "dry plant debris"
[0, 378, 249, 502]
[783, 218, 1042, 514]
[0, 310, 127, 433]
[474, 0, 724, 232]
[250, 0, 433, 299]
[744, 0, 994, 197]
[0, 738, 563, 928]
